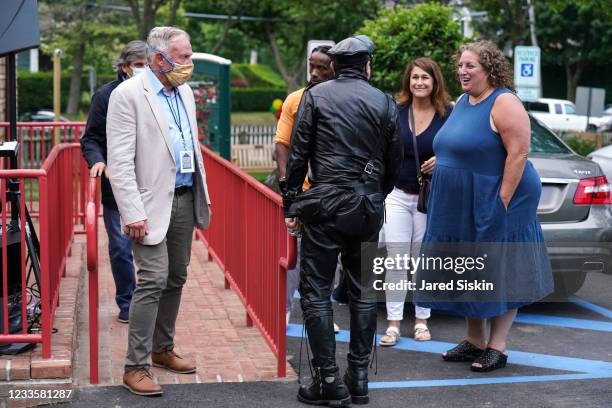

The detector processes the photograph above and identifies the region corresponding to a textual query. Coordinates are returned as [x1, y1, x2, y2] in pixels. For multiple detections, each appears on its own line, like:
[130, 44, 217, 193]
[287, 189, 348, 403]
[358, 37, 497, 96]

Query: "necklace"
[470, 86, 492, 104]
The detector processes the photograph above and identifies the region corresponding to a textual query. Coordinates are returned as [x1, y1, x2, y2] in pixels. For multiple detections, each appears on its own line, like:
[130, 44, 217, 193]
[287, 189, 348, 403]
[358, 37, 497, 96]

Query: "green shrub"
[358, 3, 464, 96]
[246, 65, 286, 89]
[565, 136, 596, 157]
[17, 71, 116, 113]
[231, 88, 287, 112]
[231, 64, 286, 89]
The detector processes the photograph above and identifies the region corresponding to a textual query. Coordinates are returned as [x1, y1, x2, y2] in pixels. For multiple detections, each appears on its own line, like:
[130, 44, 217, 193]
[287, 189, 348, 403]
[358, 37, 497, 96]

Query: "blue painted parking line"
[293, 293, 612, 328]
[368, 373, 610, 389]
[290, 300, 612, 332]
[568, 296, 612, 320]
[515, 313, 612, 332]
[293, 291, 342, 304]
[286, 324, 612, 388]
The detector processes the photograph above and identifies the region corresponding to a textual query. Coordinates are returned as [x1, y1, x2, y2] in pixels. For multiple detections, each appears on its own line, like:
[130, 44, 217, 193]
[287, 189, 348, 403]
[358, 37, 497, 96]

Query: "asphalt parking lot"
[286, 270, 612, 408]
[68, 271, 612, 408]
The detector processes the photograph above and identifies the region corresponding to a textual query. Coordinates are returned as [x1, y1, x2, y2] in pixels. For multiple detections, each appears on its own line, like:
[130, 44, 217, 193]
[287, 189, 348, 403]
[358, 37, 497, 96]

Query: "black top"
[80, 74, 124, 209]
[396, 104, 452, 192]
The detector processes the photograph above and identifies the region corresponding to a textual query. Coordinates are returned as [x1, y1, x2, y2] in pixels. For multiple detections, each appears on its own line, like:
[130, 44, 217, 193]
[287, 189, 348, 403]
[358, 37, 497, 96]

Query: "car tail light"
[573, 176, 612, 205]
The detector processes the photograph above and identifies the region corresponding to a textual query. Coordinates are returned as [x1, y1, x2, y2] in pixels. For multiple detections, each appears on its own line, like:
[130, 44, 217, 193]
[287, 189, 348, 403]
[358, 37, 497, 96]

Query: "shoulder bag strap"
[409, 106, 424, 185]
[359, 95, 392, 183]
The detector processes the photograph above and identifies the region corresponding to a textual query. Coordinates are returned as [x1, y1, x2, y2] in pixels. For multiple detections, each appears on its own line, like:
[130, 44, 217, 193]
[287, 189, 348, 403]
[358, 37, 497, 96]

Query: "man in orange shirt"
[275, 46, 334, 324]
[275, 45, 333, 182]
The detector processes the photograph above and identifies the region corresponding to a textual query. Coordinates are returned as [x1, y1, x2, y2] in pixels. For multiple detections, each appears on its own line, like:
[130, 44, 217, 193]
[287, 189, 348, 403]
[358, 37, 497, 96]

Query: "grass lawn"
[231, 111, 277, 126]
[247, 171, 271, 183]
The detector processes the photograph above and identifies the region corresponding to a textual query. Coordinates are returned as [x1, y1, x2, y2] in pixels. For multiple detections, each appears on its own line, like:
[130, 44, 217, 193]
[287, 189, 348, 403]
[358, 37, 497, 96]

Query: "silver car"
[530, 116, 612, 295]
[587, 144, 612, 181]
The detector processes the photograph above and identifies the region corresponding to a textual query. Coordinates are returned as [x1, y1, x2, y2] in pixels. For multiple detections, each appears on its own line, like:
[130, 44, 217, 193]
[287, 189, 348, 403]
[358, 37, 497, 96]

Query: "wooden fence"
[231, 124, 276, 171]
[231, 124, 276, 146]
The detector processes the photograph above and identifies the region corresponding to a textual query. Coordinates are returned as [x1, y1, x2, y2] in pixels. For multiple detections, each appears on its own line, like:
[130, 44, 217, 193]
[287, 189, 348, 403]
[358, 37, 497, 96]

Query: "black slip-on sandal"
[471, 347, 508, 372]
[442, 340, 485, 362]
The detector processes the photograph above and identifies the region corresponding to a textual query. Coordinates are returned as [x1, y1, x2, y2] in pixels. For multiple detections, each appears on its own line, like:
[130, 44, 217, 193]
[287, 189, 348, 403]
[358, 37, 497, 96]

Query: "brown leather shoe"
[152, 349, 196, 374]
[123, 368, 163, 396]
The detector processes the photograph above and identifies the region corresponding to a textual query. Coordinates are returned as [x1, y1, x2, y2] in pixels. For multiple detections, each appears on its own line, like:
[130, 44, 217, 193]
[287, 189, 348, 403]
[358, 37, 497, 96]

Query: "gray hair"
[113, 40, 147, 72]
[146, 26, 190, 62]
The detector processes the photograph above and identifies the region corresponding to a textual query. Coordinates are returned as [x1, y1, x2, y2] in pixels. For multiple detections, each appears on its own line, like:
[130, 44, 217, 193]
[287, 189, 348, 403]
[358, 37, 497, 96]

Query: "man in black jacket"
[283, 35, 402, 406]
[80, 40, 147, 323]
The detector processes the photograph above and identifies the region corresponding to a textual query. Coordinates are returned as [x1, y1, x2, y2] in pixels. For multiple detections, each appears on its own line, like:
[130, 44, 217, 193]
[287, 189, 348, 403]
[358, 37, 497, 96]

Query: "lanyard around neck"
[164, 89, 188, 149]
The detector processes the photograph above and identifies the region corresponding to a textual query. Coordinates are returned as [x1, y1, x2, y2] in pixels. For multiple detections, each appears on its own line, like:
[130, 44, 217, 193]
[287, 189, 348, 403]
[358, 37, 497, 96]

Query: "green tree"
[269, 0, 380, 90]
[262, 0, 380, 91]
[190, 0, 378, 91]
[39, 1, 137, 114]
[536, 0, 612, 101]
[468, 0, 530, 50]
[125, 0, 183, 40]
[183, 0, 263, 62]
[183, 0, 379, 90]
[358, 3, 464, 96]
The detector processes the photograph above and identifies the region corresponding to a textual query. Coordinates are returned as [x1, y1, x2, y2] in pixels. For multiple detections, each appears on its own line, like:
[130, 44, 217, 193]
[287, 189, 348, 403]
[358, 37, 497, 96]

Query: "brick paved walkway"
[74, 223, 296, 387]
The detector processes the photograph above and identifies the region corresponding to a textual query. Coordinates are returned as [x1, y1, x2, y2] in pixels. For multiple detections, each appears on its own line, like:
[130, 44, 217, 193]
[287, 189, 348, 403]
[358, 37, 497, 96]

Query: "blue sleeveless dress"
[414, 88, 553, 319]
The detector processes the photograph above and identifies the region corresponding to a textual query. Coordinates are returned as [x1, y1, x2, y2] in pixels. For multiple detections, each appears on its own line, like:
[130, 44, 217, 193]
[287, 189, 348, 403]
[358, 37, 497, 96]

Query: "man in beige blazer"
[107, 26, 210, 396]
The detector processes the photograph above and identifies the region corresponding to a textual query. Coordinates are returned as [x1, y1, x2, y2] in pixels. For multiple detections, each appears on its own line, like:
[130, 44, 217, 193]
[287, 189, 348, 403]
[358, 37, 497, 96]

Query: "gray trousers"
[125, 190, 195, 371]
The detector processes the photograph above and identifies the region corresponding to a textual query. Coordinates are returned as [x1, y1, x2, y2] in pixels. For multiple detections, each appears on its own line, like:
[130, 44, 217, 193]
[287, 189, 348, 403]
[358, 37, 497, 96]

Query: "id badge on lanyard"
[180, 150, 195, 173]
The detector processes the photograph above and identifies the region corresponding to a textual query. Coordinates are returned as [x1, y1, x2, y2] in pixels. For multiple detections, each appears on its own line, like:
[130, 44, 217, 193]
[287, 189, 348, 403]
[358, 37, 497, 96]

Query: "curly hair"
[456, 41, 515, 92]
[396, 57, 451, 117]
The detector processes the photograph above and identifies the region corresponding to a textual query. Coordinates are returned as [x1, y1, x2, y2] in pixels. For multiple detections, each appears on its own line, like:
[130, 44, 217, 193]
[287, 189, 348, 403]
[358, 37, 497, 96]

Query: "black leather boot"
[303, 314, 337, 370]
[345, 307, 376, 404]
[298, 364, 351, 407]
[343, 357, 369, 404]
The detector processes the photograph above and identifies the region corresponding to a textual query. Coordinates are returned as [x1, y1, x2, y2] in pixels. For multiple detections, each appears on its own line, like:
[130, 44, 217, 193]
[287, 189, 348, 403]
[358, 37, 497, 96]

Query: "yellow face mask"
[152, 48, 194, 87]
[165, 62, 194, 87]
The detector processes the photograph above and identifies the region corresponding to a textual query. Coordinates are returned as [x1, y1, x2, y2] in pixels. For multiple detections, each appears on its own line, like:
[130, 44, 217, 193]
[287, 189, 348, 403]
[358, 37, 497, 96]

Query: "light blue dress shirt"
[145, 67, 194, 188]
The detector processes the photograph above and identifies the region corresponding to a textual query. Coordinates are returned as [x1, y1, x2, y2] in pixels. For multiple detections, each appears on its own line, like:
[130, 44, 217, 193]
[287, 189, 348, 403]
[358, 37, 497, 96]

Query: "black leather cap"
[328, 35, 374, 58]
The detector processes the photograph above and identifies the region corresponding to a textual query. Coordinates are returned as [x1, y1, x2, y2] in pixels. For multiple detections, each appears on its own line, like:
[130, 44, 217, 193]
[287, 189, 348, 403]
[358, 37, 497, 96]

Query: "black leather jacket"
[283, 68, 402, 216]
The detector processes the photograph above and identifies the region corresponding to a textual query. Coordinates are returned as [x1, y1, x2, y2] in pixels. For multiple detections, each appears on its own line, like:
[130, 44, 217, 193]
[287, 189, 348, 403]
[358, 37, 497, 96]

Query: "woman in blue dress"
[415, 41, 553, 372]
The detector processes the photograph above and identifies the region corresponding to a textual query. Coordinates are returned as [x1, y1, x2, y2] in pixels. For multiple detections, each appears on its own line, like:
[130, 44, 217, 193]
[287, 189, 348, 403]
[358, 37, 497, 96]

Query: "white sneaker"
[334, 323, 340, 333]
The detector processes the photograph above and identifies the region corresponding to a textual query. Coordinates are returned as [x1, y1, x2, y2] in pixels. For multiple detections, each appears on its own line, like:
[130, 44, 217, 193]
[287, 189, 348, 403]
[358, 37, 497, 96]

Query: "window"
[564, 104, 576, 115]
[528, 102, 550, 113]
[529, 116, 571, 154]
[555, 104, 563, 114]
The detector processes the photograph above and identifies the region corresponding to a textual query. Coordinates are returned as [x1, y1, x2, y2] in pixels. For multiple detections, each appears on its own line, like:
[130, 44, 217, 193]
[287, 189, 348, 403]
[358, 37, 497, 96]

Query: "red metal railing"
[85, 176, 100, 384]
[196, 146, 297, 377]
[0, 122, 87, 225]
[2, 122, 297, 379]
[0, 143, 82, 357]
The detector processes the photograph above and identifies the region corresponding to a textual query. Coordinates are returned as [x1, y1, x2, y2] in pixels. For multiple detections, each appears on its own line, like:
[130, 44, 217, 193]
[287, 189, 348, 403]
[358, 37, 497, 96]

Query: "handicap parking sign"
[514, 46, 540, 89]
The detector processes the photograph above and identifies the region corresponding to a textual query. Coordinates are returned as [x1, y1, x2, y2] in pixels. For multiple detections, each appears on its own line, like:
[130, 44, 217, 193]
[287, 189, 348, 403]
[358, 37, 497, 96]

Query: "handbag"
[409, 106, 431, 214]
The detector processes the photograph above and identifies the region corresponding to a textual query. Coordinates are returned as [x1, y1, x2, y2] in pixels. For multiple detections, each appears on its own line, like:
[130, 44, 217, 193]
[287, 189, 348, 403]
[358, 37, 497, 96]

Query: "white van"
[527, 98, 600, 132]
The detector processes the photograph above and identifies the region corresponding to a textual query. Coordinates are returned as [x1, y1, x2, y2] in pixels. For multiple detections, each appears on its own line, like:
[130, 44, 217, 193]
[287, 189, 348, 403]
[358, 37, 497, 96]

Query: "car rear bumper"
[541, 205, 612, 274]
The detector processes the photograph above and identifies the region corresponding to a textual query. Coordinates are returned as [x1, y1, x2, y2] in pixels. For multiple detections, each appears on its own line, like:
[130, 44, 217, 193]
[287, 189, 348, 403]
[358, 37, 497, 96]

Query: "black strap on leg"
[298, 321, 305, 384]
[369, 317, 378, 375]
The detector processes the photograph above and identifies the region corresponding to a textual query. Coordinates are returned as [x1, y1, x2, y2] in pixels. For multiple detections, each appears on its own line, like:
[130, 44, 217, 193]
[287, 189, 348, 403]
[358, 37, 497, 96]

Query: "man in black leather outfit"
[282, 35, 402, 406]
